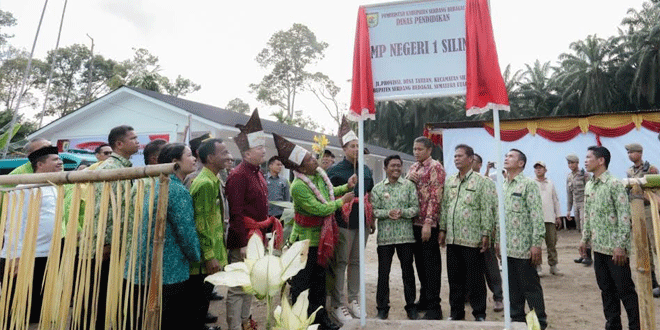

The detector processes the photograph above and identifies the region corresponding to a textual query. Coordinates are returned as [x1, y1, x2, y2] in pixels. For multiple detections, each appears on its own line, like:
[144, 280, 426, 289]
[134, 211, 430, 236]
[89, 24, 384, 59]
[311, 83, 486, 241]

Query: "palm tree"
[517, 60, 561, 117]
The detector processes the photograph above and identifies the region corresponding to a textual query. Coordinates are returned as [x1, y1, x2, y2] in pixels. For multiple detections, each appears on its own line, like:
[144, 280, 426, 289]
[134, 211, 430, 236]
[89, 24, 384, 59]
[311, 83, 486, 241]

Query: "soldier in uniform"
[625, 143, 660, 297]
[566, 153, 592, 266]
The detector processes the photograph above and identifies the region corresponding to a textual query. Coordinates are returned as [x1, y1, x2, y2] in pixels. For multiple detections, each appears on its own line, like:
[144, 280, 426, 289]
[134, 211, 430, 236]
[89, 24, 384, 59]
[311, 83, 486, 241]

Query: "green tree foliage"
[0, 47, 47, 112]
[0, 10, 17, 48]
[305, 72, 344, 126]
[250, 23, 328, 127]
[226, 98, 250, 114]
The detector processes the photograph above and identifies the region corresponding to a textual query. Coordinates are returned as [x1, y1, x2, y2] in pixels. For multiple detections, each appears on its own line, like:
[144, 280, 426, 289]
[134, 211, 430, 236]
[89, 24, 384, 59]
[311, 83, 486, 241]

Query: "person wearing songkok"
[327, 116, 374, 323]
[371, 155, 419, 320]
[496, 149, 547, 329]
[225, 109, 282, 330]
[136, 143, 201, 330]
[2, 138, 52, 183]
[405, 136, 445, 320]
[471, 153, 504, 312]
[321, 149, 336, 171]
[88, 125, 139, 330]
[188, 138, 231, 330]
[580, 146, 640, 330]
[184, 132, 212, 188]
[0, 146, 61, 323]
[274, 133, 354, 330]
[625, 143, 660, 297]
[266, 156, 291, 219]
[566, 153, 592, 265]
[533, 161, 562, 276]
[439, 144, 493, 322]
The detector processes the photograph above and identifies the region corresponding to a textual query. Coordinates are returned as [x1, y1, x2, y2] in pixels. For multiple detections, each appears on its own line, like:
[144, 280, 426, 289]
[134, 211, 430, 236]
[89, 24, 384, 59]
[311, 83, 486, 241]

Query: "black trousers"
[187, 274, 215, 328]
[162, 281, 192, 330]
[376, 243, 416, 312]
[507, 257, 547, 329]
[483, 246, 503, 302]
[593, 252, 640, 330]
[447, 244, 486, 319]
[412, 225, 441, 310]
[0, 257, 48, 324]
[79, 257, 110, 330]
[290, 247, 332, 325]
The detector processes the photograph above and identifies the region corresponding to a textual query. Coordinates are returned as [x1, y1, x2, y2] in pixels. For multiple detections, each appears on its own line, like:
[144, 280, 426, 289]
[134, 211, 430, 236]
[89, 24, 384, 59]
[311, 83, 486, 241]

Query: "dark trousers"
[162, 281, 191, 330]
[412, 225, 441, 310]
[593, 252, 640, 330]
[507, 257, 547, 329]
[187, 274, 215, 328]
[376, 243, 416, 312]
[447, 245, 486, 319]
[290, 247, 332, 325]
[0, 257, 48, 324]
[79, 257, 110, 330]
[484, 247, 503, 302]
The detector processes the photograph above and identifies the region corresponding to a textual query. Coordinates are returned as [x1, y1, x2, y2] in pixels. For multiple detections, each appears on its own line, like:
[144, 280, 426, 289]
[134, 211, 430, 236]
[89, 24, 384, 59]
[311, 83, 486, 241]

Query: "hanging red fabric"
[465, 0, 510, 116]
[348, 6, 375, 121]
[588, 123, 636, 137]
[484, 126, 528, 142]
[536, 127, 582, 142]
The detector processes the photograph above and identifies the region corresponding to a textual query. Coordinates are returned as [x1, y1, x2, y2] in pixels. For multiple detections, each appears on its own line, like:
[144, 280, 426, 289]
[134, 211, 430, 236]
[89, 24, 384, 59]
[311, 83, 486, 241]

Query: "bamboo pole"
[0, 164, 175, 186]
[630, 184, 654, 330]
[144, 175, 170, 329]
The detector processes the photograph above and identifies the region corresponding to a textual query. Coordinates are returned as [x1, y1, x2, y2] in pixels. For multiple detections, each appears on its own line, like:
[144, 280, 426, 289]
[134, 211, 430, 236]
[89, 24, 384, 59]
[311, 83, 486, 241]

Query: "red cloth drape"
[465, 0, 510, 116]
[536, 127, 582, 142]
[484, 126, 528, 141]
[641, 120, 660, 132]
[588, 123, 636, 137]
[423, 127, 443, 146]
[348, 6, 375, 120]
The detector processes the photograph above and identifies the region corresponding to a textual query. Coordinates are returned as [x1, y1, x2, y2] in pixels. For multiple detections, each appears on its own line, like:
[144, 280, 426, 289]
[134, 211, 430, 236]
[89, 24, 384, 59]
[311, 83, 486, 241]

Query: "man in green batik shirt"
[371, 155, 419, 321]
[439, 144, 493, 322]
[496, 148, 547, 329]
[579, 146, 639, 330]
[189, 138, 231, 329]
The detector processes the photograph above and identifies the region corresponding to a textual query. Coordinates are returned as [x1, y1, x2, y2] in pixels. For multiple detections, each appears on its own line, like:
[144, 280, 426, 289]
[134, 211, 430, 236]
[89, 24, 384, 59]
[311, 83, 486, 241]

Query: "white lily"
[205, 234, 310, 299]
[273, 290, 321, 330]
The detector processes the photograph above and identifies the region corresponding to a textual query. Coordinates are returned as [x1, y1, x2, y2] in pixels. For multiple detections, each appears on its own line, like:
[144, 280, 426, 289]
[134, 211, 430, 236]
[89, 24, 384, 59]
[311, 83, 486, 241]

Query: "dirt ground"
[209, 229, 660, 329]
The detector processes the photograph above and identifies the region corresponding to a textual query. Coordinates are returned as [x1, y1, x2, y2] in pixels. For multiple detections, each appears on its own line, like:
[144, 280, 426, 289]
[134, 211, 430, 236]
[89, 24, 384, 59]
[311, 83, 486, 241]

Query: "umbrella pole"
[358, 118, 366, 326]
[493, 108, 512, 329]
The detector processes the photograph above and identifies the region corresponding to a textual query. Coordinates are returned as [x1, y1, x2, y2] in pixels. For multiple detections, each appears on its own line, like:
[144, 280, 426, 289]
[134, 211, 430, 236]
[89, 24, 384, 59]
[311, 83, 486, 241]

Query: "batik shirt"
[406, 157, 445, 227]
[501, 173, 545, 259]
[440, 170, 494, 248]
[371, 177, 418, 246]
[581, 171, 632, 256]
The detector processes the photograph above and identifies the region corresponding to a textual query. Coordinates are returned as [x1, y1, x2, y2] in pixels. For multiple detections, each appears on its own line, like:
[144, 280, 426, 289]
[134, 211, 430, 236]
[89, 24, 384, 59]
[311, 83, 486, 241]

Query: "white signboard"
[366, 0, 466, 101]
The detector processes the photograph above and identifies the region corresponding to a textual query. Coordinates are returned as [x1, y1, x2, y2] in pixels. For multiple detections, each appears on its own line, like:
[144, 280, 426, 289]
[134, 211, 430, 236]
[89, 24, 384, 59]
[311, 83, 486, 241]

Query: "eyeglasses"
[102, 151, 112, 155]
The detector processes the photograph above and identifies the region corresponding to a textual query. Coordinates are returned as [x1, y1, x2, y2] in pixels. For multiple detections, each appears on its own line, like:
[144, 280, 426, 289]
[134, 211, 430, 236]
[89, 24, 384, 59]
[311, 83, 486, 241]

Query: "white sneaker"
[550, 265, 560, 275]
[348, 300, 362, 318]
[536, 265, 542, 276]
[333, 306, 353, 324]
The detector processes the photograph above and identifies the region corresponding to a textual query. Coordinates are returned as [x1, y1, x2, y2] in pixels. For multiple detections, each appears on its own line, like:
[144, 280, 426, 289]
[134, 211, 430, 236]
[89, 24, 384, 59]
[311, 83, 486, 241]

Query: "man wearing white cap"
[533, 161, 562, 276]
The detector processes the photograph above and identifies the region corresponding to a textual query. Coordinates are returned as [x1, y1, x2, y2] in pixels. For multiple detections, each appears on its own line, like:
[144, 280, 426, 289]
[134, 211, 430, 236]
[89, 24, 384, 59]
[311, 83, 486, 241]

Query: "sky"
[0, 0, 648, 132]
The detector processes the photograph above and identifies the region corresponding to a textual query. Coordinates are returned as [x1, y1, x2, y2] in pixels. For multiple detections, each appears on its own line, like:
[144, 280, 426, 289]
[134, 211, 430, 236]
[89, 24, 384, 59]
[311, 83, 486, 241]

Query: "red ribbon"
[341, 194, 373, 228]
[244, 216, 284, 250]
[294, 213, 338, 268]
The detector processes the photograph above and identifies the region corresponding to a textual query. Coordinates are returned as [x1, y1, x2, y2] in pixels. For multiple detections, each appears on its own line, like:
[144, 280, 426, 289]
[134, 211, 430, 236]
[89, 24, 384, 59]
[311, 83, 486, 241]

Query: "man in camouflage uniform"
[625, 143, 660, 297]
[566, 153, 592, 265]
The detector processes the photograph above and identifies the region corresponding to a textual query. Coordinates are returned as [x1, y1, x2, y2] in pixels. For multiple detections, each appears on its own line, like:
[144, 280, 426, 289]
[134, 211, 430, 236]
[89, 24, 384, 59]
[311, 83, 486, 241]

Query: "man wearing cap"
[274, 133, 355, 330]
[566, 153, 592, 265]
[533, 161, 562, 276]
[327, 116, 374, 323]
[2, 138, 52, 184]
[0, 146, 62, 323]
[225, 109, 282, 330]
[625, 142, 660, 297]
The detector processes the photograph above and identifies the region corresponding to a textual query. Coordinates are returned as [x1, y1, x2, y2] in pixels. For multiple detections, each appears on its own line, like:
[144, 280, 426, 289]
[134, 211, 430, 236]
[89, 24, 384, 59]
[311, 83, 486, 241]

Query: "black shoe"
[376, 309, 389, 320]
[319, 321, 340, 330]
[422, 308, 442, 320]
[211, 292, 224, 301]
[406, 307, 418, 320]
[573, 257, 584, 263]
[476, 316, 486, 321]
[415, 300, 429, 312]
[205, 313, 218, 324]
[203, 326, 221, 330]
[582, 258, 593, 266]
[653, 287, 660, 298]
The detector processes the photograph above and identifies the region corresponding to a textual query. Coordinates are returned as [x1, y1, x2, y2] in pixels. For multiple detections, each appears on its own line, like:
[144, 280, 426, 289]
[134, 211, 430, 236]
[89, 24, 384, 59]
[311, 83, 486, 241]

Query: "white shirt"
[534, 177, 561, 224]
[1, 185, 58, 258]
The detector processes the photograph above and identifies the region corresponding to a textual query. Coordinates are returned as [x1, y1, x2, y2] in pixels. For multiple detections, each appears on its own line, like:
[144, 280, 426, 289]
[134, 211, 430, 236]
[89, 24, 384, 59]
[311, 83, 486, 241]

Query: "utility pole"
[85, 34, 94, 104]
[38, 0, 69, 129]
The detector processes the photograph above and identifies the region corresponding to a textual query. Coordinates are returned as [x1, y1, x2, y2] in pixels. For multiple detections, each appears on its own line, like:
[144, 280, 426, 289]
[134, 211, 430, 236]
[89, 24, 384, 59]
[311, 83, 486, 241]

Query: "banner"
[366, 0, 466, 101]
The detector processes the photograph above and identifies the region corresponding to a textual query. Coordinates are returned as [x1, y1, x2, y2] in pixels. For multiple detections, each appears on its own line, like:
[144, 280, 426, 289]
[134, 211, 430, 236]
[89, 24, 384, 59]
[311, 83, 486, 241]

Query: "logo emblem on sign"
[367, 13, 378, 28]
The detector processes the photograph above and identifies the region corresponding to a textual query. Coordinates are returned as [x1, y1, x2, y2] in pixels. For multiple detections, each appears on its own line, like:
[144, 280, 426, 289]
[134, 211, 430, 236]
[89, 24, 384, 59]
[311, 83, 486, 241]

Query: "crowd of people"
[0, 107, 655, 330]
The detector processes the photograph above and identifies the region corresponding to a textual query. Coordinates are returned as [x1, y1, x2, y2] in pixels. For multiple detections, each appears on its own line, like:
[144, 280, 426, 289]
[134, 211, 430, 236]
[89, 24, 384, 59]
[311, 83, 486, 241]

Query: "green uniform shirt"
[441, 170, 494, 248]
[581, 171, 632, 256]
[371, 177, 418, 246]
[289, 172, 349, 247]
[501, 172, 545, 259]
[189, 167, 228, 274]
